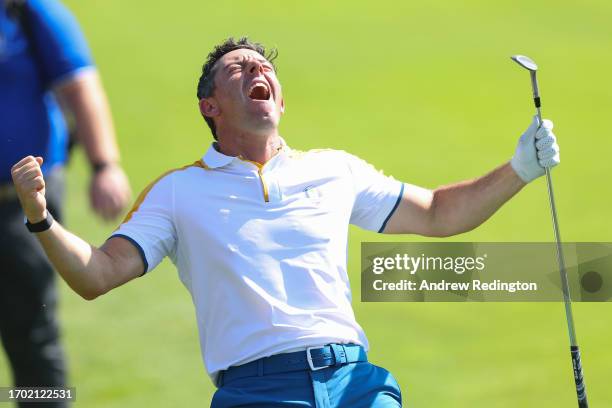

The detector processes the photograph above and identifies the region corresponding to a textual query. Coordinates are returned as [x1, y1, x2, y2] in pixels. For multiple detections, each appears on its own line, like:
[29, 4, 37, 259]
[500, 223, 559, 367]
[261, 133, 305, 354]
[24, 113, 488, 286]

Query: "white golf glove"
[510, 115, 560, 183]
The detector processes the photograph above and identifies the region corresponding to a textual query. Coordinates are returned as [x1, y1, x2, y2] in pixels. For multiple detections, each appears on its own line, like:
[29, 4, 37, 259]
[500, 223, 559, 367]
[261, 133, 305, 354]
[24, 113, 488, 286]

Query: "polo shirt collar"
[202, 142, 235, 169]
[201, 138, 290, 169]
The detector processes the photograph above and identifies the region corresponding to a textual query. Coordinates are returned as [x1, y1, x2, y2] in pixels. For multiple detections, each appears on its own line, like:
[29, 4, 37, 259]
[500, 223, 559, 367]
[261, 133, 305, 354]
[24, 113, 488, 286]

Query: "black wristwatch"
[25, 212, 54, 233]
[92, 161, 117, 174]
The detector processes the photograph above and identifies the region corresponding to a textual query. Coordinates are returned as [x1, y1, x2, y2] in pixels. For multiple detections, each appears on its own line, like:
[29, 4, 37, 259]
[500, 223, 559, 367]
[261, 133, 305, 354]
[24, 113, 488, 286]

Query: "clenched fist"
[11, 156, 48, 223]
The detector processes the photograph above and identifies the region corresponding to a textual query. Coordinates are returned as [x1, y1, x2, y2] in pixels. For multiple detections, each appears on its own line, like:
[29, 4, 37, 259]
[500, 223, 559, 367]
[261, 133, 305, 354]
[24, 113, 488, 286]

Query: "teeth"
[249, 83, 269, 93]
[248, 82, 271, 100]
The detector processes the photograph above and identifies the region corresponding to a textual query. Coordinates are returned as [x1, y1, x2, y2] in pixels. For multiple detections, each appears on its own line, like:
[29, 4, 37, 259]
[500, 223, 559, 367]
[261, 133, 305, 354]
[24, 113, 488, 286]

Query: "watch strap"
[25, 212, 54, 233]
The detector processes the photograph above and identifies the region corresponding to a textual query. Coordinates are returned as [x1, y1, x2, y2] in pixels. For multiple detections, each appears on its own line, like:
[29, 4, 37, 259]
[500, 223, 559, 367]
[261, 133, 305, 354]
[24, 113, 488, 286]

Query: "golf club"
[511, 54, 588, 408]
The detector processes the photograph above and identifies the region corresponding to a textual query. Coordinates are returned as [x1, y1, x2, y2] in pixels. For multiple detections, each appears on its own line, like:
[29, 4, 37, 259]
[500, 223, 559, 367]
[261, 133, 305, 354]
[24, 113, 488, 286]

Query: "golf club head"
[511, 55, 538, 71]
[510, 54, 542, 106]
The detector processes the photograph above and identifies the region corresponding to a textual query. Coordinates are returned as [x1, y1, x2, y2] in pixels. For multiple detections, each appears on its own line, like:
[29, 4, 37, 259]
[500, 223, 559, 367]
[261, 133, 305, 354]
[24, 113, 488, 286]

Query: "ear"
[280, 98, 285, 115]
[199, 98, 220, 118]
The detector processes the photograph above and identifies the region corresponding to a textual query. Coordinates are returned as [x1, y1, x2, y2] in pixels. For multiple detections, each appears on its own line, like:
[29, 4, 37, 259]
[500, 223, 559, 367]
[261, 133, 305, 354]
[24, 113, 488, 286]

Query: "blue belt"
[216, 343, 367, 387]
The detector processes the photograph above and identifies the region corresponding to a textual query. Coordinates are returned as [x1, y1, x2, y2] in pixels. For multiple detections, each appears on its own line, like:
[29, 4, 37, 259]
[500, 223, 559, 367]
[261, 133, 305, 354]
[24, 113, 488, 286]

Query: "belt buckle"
[306, 346, 327, 371]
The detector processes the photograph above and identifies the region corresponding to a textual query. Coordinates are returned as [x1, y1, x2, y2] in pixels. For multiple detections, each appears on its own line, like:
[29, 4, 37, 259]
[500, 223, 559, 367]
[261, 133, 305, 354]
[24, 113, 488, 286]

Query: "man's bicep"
[99, 236, 147, 290]
[53, 68, 98, 107]
[28, 0, 94, 85]
[382, 183, 435, 235]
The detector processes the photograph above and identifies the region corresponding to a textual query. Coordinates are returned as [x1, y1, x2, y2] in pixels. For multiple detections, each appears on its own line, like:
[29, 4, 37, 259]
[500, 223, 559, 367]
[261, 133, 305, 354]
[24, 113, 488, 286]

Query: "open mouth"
[248, 82, 271, 101]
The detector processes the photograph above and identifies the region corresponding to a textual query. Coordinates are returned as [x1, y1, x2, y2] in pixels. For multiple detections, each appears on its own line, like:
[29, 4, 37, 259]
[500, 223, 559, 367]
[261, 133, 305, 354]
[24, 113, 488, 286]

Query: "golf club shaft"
[544, 164, 588, 408]
[534, 91, 588, 408]
[533, 80, 577, 346]
[543, 167, 576, 346]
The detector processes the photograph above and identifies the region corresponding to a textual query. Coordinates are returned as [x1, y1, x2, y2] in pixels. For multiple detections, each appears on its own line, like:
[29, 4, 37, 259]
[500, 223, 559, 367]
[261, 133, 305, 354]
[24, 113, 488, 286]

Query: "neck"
[216, 128, 282, 165]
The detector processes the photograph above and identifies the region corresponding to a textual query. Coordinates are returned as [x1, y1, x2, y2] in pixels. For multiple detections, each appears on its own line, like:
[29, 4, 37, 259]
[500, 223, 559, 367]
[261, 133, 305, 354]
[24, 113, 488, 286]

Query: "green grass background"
[2, 0, 612, 406]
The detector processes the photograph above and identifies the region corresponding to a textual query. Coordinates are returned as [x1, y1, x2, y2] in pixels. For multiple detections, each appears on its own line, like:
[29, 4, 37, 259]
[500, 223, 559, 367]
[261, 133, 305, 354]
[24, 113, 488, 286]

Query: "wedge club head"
[511, 54, 538, 71]
[511, 54, 541, 112]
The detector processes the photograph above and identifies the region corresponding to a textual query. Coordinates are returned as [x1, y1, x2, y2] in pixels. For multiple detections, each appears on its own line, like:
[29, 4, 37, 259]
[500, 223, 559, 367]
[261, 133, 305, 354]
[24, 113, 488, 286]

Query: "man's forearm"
[36, 219, 114, 300]
[55, 69, 132, 220]
[55, 69, 120, 166]
[429, 162, 525, 236]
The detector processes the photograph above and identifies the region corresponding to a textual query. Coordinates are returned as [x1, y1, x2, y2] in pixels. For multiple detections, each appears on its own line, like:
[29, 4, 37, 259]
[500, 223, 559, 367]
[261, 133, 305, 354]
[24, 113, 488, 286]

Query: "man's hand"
[11, 156, 48, 223]
[89, 164, 131, 220]
[511, 115, 560, 183]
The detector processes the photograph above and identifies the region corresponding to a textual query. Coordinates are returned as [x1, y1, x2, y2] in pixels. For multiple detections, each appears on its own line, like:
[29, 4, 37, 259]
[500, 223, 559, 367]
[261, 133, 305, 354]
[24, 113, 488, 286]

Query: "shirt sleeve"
[345, 152, 404, 233]
[26, 0, 94, 87]
[110, 174, 177, 275]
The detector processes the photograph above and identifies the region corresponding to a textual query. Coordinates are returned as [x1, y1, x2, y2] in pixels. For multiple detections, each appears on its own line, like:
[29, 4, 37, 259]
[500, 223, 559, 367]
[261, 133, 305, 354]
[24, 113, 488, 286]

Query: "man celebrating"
[11, 37, 559, 407]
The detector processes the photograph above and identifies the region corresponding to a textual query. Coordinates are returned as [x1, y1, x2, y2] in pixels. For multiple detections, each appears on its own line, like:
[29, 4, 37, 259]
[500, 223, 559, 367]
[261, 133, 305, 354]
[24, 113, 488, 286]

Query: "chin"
[246, 115, 279, 133]
[246, 108, 279, 124]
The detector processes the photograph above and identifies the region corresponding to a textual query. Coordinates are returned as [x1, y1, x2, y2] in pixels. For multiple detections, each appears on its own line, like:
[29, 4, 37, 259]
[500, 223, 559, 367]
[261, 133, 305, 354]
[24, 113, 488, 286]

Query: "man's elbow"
[426, 228, 456, 238]
[427, 209, 479, 237]
[78, 287, 105, 301]
[426, 223, 477, 238]
[75, 281, 110, 301]
[428, 208, 480, 237]
[80, 291, 99, 301]
[427, 190, 481, 237]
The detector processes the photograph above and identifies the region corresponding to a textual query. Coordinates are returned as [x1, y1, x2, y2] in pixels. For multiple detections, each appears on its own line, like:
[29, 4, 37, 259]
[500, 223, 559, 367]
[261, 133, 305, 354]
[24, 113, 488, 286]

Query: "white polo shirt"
[111, 141, 404, 381]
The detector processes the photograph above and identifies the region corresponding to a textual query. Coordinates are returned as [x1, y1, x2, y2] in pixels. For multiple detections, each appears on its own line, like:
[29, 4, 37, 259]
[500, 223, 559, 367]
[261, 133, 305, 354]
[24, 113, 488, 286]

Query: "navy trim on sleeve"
[377, 182, 405, 233]
[109, 234, 149, 276]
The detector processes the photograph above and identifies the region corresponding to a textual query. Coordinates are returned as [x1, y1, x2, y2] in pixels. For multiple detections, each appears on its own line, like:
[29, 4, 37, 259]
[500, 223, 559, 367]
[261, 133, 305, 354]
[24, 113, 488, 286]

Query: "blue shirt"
[0, 0, 93, 183]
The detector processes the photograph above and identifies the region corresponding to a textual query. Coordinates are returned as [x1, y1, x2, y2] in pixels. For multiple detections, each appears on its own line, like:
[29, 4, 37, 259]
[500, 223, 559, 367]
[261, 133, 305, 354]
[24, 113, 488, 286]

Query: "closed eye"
[226, 61, 273, 75]
[227, 64, 242, 74]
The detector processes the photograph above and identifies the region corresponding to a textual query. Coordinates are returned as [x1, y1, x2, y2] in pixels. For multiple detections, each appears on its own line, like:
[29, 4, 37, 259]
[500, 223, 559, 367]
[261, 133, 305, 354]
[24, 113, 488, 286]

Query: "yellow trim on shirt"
[196, 159, 211, 170]
[237, 156, 270, 202]
[121, 160, 206, 224]
[258, 168, 269, 202]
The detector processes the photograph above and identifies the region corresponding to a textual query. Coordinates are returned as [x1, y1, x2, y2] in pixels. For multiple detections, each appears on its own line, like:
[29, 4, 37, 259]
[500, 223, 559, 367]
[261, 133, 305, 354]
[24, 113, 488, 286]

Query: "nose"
[247, 59, 264, 75]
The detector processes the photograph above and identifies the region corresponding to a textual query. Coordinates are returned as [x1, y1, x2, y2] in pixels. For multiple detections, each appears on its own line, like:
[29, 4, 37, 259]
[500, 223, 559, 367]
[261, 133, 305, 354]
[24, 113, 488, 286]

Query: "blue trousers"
[211, 361, 402, 408]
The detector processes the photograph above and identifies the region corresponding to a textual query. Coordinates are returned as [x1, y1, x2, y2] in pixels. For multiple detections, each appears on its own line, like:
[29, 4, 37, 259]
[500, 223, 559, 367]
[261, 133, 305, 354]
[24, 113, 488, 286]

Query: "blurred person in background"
[0, 0, 130, 406]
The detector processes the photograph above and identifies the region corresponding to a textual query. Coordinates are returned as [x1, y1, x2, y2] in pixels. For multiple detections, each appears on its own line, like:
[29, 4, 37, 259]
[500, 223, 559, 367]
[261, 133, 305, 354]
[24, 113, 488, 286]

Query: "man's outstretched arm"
[383, 162, 524, 236]
[383, 116, 560, 237]
[11, 156, 143, 300]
